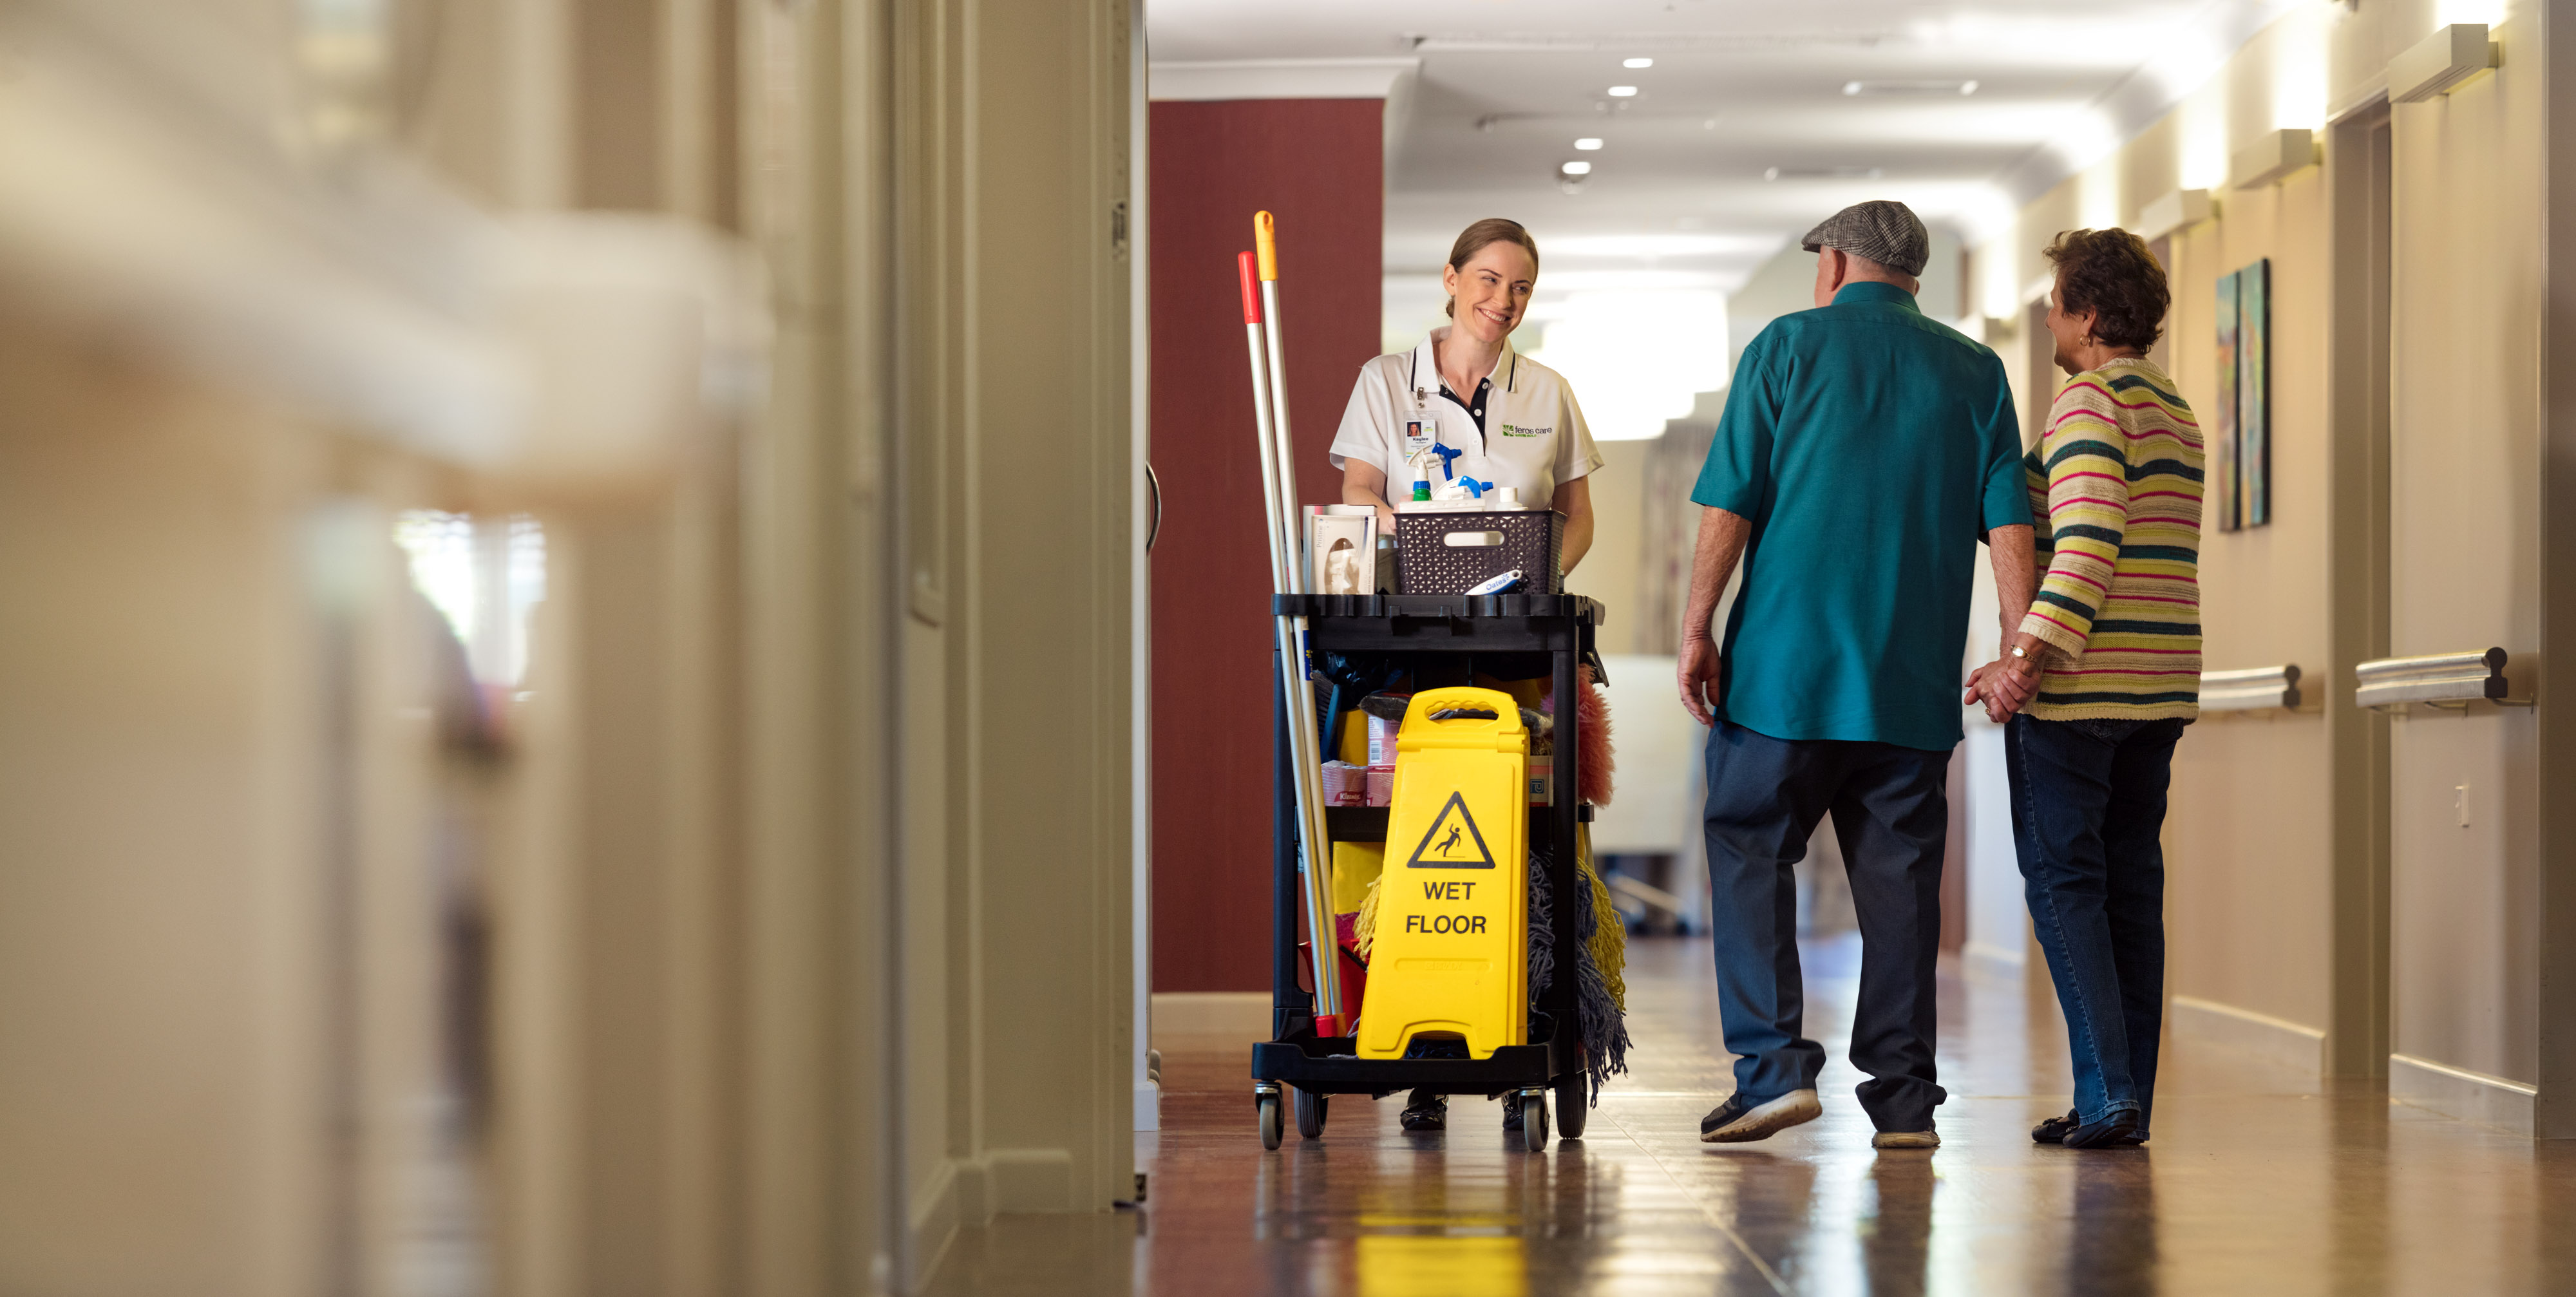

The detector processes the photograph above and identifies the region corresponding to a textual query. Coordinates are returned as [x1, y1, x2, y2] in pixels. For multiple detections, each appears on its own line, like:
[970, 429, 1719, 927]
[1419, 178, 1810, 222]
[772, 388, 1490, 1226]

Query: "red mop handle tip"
[1237, 251, 1263, 323]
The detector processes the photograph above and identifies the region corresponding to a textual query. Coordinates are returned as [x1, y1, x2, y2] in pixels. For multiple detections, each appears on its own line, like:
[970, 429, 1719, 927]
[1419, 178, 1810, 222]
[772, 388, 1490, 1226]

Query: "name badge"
[1401, 410, 1435, 457]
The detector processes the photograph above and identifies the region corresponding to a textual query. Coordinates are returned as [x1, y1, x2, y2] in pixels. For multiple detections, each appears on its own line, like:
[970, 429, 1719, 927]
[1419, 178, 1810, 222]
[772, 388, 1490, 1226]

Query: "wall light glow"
[2439, 0, 2506, 26]
[2175, 90, 2230, 192]
[2076, 167, 2121, 233]
[2270, 5, 2332, 132]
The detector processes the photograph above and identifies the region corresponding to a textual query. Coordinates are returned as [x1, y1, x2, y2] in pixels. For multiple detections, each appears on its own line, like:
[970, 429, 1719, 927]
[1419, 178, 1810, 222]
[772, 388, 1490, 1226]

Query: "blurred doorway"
[2325, 99, 2394, 1077]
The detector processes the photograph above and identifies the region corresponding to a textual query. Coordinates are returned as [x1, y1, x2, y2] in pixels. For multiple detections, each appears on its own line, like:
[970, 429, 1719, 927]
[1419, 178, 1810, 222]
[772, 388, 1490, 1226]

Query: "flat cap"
[1800, 200, 1930, 278]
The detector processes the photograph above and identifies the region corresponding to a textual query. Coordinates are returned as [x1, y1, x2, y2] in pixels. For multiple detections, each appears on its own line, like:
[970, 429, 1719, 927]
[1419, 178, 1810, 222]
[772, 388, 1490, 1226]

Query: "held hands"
[1964, 654, 2043, 723]
[1677, 636, 1721, 727]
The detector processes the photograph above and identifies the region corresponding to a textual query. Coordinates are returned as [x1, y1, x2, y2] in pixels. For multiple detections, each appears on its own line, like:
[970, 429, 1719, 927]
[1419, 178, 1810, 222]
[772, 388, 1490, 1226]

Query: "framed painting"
[2213, 269, 2240, 533]
[2239, 258, 2271, 527]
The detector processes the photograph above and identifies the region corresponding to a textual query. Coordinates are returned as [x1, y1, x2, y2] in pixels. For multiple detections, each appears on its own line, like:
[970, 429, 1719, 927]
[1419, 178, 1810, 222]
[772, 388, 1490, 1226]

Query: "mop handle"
[1253, 213, 1302, 589]
[1247, 219, 1343, 1028]
[1238, 252, 1290, 596]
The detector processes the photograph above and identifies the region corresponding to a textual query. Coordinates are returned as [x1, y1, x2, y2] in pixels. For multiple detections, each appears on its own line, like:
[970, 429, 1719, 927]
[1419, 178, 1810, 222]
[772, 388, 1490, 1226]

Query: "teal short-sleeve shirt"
[1692, 281, 2029, 751]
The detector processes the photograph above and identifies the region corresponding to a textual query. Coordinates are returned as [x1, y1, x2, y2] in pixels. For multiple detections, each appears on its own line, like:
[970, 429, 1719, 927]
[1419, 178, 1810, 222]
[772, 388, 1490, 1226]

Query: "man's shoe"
[1699, 1089, 1822, 1143]
[1871, 1129, 1940, 1149]
[1399, 1089, 1447, 1132]
[2061, 1108, 2141, 1149]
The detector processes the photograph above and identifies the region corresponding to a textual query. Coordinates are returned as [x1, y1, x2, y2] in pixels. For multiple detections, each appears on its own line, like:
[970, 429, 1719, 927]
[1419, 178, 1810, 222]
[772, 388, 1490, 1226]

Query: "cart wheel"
[1258, 1092, 1283, 1149]
[1520, 1088, 1549, 1151]
[1554, 1074, 1587, 1139]
[1295, 1087, 1328, 1139]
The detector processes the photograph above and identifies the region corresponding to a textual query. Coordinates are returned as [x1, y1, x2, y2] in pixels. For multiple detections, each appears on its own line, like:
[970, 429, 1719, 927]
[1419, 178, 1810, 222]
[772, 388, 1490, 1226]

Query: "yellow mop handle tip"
[1255, 211, 1279, 280]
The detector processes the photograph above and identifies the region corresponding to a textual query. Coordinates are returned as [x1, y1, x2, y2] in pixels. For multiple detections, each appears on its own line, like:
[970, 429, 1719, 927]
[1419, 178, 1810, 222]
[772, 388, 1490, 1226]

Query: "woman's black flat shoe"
[2063, 1108, 2142, 1149]
[2035, 1108, 2148, 1146]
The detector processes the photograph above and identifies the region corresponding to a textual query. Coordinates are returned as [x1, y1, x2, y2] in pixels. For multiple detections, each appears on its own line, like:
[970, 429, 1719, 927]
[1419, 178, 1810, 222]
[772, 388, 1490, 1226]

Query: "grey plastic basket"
[1394, 510, 1565, 594]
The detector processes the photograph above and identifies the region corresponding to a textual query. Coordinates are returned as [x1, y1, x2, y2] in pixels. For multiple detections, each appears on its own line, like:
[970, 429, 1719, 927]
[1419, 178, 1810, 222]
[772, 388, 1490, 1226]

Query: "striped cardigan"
[2016, 358, 2206, 721]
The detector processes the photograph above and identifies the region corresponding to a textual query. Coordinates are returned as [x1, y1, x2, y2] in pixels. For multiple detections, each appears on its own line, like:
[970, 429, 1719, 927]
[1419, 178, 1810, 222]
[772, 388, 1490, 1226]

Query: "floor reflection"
[1861, 1152, 1935, 1294]
[2065, 1153, 2157, 1296]
[929, 937, 2576, 1296]
[1352, 1235, 1526, 1297]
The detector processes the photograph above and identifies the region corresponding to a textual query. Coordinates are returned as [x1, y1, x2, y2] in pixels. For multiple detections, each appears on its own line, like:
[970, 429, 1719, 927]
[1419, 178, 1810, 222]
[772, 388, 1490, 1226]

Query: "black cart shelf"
[1252, 592, 1603, 1151]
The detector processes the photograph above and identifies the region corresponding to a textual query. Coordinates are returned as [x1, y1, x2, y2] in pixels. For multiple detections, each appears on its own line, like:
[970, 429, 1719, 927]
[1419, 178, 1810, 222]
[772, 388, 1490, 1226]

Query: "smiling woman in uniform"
[1331, 218, 1603, 573]
[1326, 222, 1604, 1137]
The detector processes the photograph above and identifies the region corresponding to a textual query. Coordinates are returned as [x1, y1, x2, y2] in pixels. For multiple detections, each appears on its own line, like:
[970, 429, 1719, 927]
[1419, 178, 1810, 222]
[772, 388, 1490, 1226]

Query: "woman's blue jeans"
[2004, 713, 2188, 1133]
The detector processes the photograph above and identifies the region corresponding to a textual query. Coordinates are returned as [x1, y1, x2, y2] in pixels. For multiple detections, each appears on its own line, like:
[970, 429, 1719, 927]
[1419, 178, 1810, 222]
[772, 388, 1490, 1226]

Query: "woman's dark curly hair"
[2044, 227, 2169, 352]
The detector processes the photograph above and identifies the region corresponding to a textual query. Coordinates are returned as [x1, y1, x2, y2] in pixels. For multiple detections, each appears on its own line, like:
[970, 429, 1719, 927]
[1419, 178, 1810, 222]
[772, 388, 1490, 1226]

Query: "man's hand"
[1678, 637, 1721, 726]
[1963, 661, 2012, 723]
[1964, 656, 2042, 723]
[1677, 507, 1752, 728]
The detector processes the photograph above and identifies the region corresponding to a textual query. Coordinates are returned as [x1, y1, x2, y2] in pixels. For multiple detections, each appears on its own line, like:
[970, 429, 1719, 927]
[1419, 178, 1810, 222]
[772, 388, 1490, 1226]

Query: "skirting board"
[2169, 995, 2325, 1077]
[2390, 1052, 2536, 1135]
[1151, 990, 1270, 1039]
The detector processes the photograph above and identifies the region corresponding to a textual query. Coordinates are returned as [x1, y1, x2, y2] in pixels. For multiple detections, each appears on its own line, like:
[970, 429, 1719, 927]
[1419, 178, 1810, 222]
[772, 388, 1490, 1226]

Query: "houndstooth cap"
[1799, 200, 1931, 278]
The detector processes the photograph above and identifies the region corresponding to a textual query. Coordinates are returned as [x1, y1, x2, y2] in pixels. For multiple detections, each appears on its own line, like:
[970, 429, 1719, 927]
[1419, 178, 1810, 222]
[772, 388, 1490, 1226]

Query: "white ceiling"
[1148, 0, 2300, 435]
[1150, 0, 2298, 283]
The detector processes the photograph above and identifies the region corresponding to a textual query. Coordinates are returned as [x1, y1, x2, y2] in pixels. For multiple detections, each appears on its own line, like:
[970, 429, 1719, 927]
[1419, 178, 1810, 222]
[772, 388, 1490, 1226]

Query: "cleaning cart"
[1231, 209, 1605, 1152]
[1250, 589, 1602, 1153]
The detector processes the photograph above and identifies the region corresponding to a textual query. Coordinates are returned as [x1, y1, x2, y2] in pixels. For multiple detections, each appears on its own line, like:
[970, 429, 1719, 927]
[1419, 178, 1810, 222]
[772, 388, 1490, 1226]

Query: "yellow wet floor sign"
[1357, 687, 1528, 1060]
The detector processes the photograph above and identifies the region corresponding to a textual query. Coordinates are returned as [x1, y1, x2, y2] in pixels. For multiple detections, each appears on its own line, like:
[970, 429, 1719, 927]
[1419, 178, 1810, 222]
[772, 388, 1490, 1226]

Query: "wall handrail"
[2354, 648, 2522, 710]
[2200, 664, 2300, 712]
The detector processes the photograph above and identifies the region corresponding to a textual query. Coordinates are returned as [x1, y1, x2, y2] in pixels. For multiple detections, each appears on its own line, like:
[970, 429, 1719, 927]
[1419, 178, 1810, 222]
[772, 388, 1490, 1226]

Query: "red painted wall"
[1149, 99, 1382, 992]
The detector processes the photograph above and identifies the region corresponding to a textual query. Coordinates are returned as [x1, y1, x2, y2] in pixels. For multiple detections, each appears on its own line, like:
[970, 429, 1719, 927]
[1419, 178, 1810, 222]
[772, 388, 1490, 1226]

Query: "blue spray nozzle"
[1428, 442, 1464, 480]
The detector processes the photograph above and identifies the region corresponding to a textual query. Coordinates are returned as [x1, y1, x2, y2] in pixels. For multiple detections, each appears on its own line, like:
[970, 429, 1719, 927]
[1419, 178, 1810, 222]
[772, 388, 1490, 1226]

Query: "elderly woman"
[1970, 227, 2204, 1150]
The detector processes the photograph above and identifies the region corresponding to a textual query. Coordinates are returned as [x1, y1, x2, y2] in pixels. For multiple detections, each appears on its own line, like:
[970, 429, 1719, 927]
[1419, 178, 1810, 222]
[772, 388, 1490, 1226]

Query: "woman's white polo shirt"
[1328, 328, 1603, 505]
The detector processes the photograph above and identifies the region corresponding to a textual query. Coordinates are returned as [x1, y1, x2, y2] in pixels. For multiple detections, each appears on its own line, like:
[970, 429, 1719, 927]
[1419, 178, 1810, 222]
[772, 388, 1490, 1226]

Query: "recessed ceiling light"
[1607, 85, 1638, 97]
[1574, 137, 1604, 150]
[1842, 79, 1979, 97]
[1560, 160, 1593, 175]
[1624, 57, 1654, 68]
[1764, 165, 1886, 180]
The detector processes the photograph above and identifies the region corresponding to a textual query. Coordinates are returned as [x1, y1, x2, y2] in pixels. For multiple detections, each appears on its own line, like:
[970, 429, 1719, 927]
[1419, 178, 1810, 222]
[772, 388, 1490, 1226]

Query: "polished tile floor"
[929, 935, 2576, 1295]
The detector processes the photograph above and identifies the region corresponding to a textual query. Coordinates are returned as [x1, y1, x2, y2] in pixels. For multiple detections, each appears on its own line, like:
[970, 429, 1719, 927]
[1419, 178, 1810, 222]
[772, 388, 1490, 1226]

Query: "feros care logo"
[1497, 422, 1549, 438]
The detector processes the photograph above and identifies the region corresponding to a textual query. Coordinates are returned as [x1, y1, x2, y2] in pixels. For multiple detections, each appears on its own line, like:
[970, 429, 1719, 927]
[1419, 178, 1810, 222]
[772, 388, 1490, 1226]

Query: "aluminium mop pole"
[1238, 253, 1292, 595]
[1240, 240, 1345, 1033]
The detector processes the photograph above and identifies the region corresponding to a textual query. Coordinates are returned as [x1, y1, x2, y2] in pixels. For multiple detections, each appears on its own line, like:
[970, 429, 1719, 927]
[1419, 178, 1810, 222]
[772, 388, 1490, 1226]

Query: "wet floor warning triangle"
[1405, 791, 1497, 869]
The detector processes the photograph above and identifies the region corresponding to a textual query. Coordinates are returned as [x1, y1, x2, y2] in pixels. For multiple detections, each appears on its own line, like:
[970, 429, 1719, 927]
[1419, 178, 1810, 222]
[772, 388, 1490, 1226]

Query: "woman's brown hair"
[2043, 227, 2169, 352]
[1444, 218, 1540, 317]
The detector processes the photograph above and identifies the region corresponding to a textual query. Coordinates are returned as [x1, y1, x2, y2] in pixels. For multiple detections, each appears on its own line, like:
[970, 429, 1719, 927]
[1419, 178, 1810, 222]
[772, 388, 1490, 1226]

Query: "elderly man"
[1677, 201, 2034, 1150]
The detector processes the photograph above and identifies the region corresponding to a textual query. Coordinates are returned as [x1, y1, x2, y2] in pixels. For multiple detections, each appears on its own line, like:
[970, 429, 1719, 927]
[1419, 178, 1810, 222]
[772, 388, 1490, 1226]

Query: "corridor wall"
[1145, 99, 1384, 996]
[1971, 0, 2576, 1137]
[0, 1, 1143, 1293]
